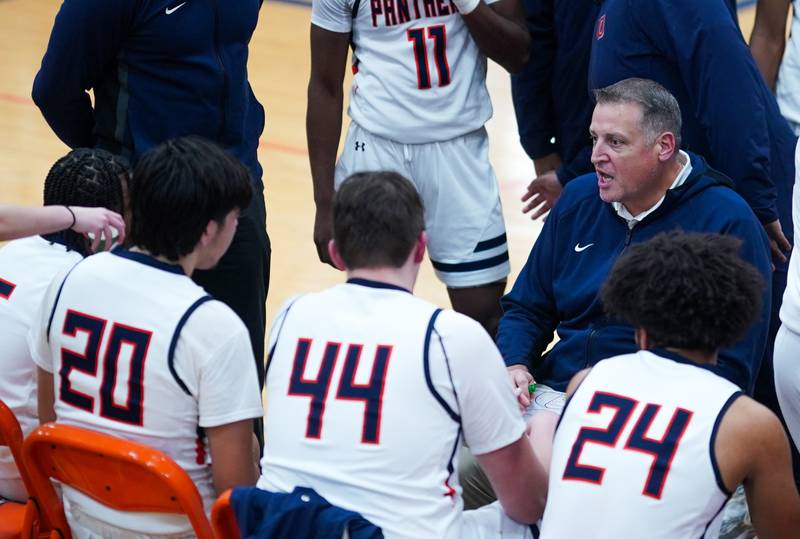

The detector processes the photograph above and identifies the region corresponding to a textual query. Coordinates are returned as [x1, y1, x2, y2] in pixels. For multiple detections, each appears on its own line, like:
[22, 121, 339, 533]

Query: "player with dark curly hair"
[601, 232, 763, 353]
[539, 232, 800, 539]
[0, 148, 127, 245]
[0, 148, 129, 503]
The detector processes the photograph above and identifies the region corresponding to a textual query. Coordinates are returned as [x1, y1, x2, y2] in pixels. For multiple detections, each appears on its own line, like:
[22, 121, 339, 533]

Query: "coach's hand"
[522, 171, 562, 220]
[508, 364, 534, 411]
[764, 219, 792, 265]
[314, 204, 336, 268]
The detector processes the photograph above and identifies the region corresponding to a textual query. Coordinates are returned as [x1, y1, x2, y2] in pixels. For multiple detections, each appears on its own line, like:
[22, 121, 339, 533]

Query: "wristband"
[453, 0, 480, 15]
[64, 206, 77, 230]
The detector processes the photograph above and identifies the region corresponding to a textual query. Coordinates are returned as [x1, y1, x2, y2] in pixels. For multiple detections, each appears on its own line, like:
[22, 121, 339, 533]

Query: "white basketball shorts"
[335, 122, 510, 288]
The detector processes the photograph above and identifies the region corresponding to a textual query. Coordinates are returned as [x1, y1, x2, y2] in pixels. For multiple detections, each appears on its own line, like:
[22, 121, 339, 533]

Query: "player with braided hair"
[40, 147, 128, 252]
[0, 148, 129, 502]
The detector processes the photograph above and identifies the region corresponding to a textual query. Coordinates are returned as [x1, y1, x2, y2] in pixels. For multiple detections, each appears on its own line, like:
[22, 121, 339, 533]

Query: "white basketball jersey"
[258, 278, 524, 539]
[312, 0, 495, 143]
[777, 1, 800, 131]
[780, 140, 800, 333]
[0, 236, 82, 483]
[541, 350, 741, 539]
[29, 249, 263, 535]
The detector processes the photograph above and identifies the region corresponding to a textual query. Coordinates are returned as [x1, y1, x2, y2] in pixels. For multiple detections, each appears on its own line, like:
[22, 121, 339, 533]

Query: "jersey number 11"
[407, 25, 451, 89]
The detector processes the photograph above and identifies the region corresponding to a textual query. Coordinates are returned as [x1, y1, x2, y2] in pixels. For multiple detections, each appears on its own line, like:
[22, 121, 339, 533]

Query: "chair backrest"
[0, 399, 34, 496]
[0, 399, 52, 537]
[211, 489, 240, 539]
[23, 423, 214, 539]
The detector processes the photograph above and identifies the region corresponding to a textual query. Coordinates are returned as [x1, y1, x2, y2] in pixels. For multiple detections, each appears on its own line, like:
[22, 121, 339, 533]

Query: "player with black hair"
[30, 137, 262, 537]
[0, 148, 128, 503]
[540, 232, 800, 539]
[128, 136, 252, 261]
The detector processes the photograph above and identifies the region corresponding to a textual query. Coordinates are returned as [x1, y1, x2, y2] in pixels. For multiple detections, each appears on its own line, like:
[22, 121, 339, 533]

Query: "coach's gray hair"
[593, 78, 682, 148]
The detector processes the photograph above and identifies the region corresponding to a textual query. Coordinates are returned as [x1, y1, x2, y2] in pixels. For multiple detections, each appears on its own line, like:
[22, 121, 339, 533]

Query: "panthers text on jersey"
[312, 0, 497, 143]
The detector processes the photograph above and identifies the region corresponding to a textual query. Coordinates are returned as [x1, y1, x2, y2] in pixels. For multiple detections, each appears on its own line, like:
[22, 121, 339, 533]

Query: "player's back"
[260, 278, 521, 538]
[0, 236, 82, 497]
[30, 248, 258, 534]
[541, 349, 741, 539]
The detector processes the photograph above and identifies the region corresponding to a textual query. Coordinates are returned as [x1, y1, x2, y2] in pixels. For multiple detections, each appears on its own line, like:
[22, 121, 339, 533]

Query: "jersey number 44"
[287, 338, 392, 445]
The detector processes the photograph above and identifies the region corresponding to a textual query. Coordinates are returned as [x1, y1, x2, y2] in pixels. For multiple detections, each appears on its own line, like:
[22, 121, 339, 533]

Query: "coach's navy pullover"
[589, 0, 796, 230]
[511, 0, 598, 184]
[497, 153, 772, 393]
[32, 0, 265, 184]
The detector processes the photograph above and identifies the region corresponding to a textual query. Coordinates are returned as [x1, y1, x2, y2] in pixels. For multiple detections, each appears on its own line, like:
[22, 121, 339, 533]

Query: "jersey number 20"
[288, 338, 392, 444]
[59, 309, 152, 426]
[562, 391, 693, 499]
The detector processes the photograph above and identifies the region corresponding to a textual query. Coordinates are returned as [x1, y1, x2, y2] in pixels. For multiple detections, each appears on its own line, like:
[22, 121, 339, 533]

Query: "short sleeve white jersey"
[779, 140, 800, 333]
[28, 249, 263, 535]
[0, 236, 82, 482]
[541, 350, 742, 539]
[258, 278, 524, 539]
[312, 0, 495, 143]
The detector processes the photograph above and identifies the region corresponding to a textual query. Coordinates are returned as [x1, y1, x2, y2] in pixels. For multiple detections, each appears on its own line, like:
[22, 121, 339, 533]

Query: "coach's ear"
[655, 131, 677, 162]
[328, 239, 347, 272]
[413, 231, 427, 264]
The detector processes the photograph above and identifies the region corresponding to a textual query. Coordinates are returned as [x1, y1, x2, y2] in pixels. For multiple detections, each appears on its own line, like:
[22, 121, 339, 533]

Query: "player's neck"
[128, 246, 196, 275]
[347, 267, 417, 293]
[636, 328, 717, 366]
[663, 347, 718, 366]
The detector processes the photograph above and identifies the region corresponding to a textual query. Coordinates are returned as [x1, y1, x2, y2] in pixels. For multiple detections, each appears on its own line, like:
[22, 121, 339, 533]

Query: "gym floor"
[0, 0, 759, 332]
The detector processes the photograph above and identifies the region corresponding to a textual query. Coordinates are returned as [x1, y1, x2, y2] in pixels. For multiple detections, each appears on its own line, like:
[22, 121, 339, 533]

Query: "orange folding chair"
[22, 423, 214, 539]
[211, 489, 240, 539]
[0, 399, 45, 539]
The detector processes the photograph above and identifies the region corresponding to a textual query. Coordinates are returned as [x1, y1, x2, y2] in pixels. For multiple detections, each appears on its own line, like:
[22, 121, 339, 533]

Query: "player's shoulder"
[715, 392, 788, 485]
[0, 236, 82, 282]
[434, 308, 486, 333]
[184, 296, 247, 334]
[723, 394, 784, 438]
[0, 235, 77, 261]
[431, 308, 496, 351]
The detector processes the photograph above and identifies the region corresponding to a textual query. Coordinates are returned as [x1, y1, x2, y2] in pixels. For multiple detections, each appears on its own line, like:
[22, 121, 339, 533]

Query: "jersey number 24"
[288, 338, 392, 445]
[562, 391, 693, 499]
